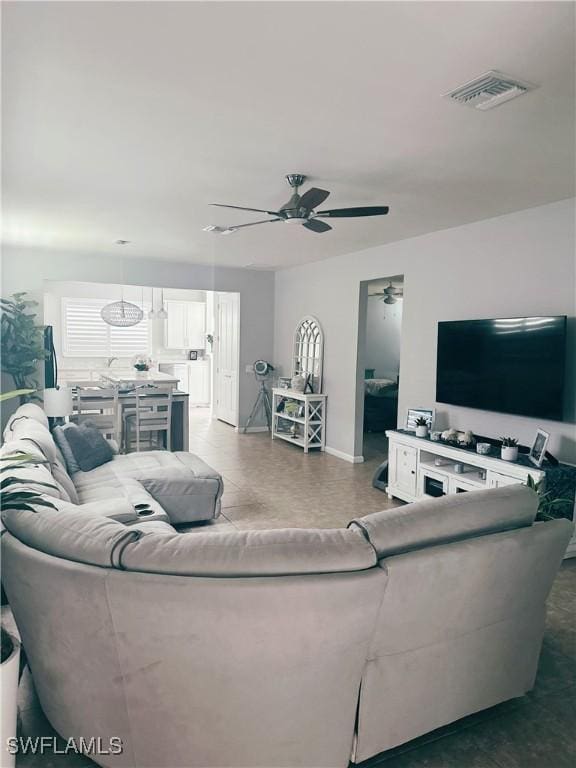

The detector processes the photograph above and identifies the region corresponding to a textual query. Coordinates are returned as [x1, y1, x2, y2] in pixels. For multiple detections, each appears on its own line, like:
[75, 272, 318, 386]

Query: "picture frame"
[529, 428, 550, 467]
[188, 350, 198, 361]
[277, 377, 291, 390]
[406, 408, 435, 431]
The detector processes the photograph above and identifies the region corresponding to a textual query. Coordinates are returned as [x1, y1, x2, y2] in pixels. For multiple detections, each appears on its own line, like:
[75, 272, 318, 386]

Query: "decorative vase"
[291, 375, 306, 392]
[501, 446, 518, 462]
[1, 633, 20, 768]
[415, 425, 428, 438]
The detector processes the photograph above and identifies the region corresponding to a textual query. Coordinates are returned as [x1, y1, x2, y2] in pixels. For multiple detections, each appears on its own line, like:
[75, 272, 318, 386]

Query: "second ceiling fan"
[204, 174, 390, 235]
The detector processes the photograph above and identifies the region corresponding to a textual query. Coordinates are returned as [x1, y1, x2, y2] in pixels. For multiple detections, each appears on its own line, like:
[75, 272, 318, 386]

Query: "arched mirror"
[293, 316, 324, 393]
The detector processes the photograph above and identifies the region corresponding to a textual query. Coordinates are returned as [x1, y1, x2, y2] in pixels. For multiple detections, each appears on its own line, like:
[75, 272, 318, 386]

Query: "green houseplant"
[415, 416, 429, 438]
[500, 437, 519, 462]
[526, 475, 572, 522]
[1, 293, 46, 403]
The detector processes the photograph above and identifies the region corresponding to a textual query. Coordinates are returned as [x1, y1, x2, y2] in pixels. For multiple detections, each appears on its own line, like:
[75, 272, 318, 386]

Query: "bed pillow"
[59, 423, 114, 472]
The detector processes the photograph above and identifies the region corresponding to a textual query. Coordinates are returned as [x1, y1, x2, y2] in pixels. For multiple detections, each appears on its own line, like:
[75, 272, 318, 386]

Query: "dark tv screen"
[436, 316, 566, 421]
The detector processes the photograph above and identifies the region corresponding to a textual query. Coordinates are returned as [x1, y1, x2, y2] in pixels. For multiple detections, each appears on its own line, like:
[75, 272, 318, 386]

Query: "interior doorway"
[213, 292, 240, 426]
[356, 275, 404, 461]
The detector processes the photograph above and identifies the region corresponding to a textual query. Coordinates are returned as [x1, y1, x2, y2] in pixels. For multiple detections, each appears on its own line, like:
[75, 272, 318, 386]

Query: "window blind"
[62, 298, 150, 357]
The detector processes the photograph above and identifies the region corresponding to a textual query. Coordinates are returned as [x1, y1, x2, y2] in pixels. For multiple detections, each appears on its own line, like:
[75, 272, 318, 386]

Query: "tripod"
[242, 374, 273, 433]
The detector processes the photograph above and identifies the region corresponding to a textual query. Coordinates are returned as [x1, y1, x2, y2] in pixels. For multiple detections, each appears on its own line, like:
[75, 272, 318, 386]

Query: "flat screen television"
[436, 316, 567, 421]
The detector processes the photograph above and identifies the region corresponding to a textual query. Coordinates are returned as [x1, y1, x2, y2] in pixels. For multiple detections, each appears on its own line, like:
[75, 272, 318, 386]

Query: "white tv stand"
[386, 430, 545, 503]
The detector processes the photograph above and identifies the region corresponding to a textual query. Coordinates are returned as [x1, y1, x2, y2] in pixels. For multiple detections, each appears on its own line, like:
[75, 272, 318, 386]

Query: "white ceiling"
[3, 1, 575, 270]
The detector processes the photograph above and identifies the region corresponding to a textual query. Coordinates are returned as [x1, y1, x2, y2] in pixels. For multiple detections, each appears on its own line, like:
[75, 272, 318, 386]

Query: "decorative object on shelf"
[529, 428, 550, 467]
[132, 355, 152, 372]
[441, 428, 458, 443]
[293, 316, 323, 393]
[477, 442, 492, 455]
[205, 333, 214, 349]
[415, 417, 429, 438]
[457, 430, 475, 447]
[188, 351, 198, 361]
[454, 463, 465, 474]
[430, 431, 442, 442]
[290, 423, 300, 439]
[406, 408, 434, 432]
[277, 377, 291, 389]
[1, 292, 46, 401]
[291, 374, 306, 392]
[500, 437, 519, 462]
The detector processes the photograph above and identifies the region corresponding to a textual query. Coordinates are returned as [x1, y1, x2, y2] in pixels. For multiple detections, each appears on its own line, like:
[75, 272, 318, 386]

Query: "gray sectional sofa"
[1, 405, 573, 767]
[2, 404, 223, 526]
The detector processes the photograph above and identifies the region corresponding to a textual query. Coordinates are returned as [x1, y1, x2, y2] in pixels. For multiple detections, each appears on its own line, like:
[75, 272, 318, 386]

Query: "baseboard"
[325, 446, 364, 463]
[235, 426, 270, 433]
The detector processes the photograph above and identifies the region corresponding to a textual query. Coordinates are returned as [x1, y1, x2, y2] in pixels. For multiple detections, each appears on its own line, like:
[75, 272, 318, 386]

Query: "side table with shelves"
[271, 389, 327, 453]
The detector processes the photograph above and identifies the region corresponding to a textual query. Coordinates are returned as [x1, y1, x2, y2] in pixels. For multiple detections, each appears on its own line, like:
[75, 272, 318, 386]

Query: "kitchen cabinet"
[159, 361, 210, 406]
[165, 301, 206, 349]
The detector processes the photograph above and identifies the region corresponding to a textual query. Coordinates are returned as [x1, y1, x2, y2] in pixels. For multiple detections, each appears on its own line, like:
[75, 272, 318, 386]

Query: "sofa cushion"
[119, 526, 376, 577]
[62, 423, 114, 472]
[51, 456, 79, 504]
[7, 418, 59, 466]
[52, 425, 81, 475]
[1, 462, 62, 500]
[3, 403, 49, 437]
[349, 485, 538, 559]
[1, 504, 140, 568]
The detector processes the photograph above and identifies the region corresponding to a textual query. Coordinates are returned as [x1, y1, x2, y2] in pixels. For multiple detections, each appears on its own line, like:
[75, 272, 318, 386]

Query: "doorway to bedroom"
[356, 275, 404, 461]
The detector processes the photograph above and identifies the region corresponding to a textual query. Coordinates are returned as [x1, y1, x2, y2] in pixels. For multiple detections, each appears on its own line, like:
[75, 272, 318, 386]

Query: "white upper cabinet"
[165, 301, 206, 349]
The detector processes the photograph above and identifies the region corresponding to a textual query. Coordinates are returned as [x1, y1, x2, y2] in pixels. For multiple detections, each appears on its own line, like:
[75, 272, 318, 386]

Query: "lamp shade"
[43, 387, 73, 418]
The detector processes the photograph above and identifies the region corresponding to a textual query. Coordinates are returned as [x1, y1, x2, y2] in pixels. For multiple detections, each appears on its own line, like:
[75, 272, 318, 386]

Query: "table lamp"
[43, 387, 73, 425]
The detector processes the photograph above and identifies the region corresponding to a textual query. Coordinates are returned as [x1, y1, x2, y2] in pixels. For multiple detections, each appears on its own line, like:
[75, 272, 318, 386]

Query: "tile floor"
[9, 411, 576, 767]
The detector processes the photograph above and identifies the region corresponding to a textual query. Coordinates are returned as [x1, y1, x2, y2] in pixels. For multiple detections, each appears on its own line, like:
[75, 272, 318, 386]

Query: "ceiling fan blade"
[298, 187, 330, 211]
[211, 203, 280, 216]
[228, 219, 282, 231]
[303, 218, 332, 234]
[316, 206, 389, 218]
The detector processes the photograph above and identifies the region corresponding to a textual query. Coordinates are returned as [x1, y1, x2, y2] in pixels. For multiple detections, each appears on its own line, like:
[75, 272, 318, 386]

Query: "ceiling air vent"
[445, 70, 536, 111]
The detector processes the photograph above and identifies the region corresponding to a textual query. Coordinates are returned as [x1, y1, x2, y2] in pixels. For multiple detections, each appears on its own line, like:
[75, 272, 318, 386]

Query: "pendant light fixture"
[101, 258, 143, 327]
[157, 288, 168, 320]
[148, 287, 156, 319]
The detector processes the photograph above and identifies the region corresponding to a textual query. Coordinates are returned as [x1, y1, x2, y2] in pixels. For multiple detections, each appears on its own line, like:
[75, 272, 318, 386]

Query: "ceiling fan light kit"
[205, 174, 390, 235]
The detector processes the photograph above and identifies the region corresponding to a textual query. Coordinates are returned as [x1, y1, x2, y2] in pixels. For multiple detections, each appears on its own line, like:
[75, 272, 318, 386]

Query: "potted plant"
[132, 354, 152, 373]
[500, 437, 519, 461]
[415, 417, 429, 438]
[526, 475, 572, 521]
[1, 293, 46, 404]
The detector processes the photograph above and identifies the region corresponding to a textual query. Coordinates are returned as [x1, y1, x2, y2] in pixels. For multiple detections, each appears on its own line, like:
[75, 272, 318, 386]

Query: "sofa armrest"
[75, 499, 139, 524]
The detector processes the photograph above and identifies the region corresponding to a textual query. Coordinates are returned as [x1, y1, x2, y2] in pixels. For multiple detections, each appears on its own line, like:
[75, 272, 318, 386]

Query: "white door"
[214, 292, 240, 426]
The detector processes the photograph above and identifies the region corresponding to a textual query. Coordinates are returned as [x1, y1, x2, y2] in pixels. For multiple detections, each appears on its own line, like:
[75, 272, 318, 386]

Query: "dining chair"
[123, 385, 173, 453]
[71, 386, 121, 446]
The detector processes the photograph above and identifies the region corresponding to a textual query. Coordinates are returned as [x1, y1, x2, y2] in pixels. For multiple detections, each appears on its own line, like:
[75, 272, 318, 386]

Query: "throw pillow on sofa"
[53, 425, 81, 474]
[61, 423, 114, 472]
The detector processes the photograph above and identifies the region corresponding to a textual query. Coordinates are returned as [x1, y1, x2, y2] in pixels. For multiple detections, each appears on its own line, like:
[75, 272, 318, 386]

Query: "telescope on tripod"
[242, 360, 275, 433]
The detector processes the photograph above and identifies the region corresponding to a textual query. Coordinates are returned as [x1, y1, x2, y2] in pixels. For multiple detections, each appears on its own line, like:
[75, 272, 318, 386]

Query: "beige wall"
[274, 199, 576, 463]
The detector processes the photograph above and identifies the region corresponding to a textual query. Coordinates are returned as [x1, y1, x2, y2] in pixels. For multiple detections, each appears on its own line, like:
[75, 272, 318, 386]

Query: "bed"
[363, 377, 399, 432]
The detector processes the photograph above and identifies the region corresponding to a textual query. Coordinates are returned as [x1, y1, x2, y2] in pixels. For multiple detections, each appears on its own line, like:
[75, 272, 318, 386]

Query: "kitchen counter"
[59, 369, 180, 388]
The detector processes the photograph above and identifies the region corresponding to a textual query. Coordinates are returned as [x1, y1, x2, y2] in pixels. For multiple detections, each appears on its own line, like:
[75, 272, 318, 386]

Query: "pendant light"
[157, 288, 168, 320]
[148, 287, 156, 319]
[101, 259, 143, 327]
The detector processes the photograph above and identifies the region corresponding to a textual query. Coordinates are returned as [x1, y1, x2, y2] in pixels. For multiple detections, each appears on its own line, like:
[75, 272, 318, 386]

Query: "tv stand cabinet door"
[390, 443, 417, 498]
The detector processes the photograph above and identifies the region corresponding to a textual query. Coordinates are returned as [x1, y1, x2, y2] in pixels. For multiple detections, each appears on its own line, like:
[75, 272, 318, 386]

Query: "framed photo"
[277, 377, 291, 389]
[406, 408, 435, 431]
[529, 428, 550, 467]
[188, 350, 198, 361]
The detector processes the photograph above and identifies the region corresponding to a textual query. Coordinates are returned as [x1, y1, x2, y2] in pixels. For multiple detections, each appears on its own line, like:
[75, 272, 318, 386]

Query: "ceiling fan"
[371, 282, 404, 304]
[204, 174, 390, 235]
